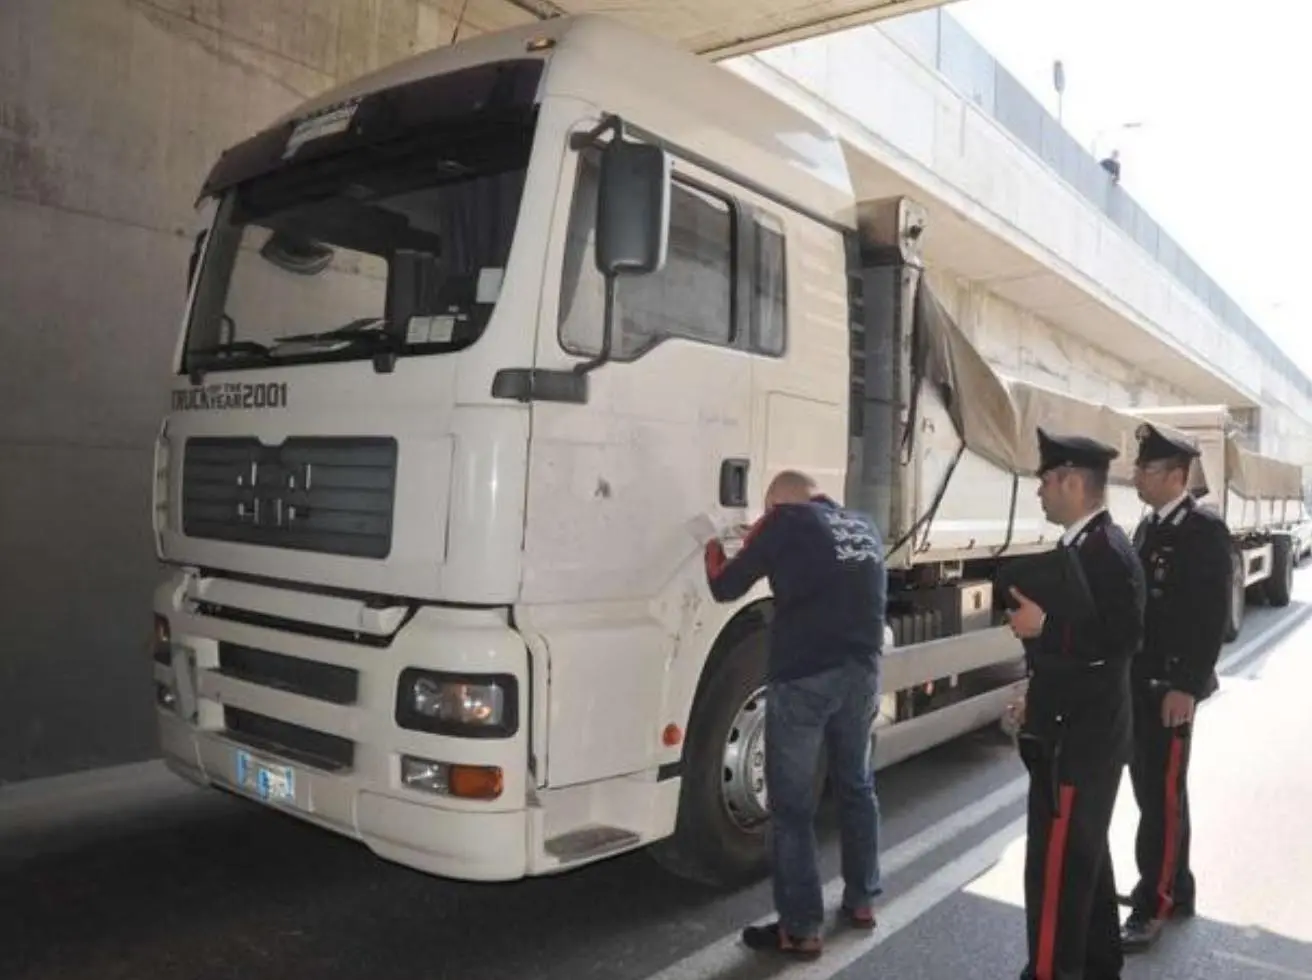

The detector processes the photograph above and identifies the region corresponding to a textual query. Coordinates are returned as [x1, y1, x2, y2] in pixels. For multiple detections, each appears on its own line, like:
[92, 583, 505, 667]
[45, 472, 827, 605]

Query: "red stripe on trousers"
[1155, 733, 1186, 919]
[1035, 784, 1077, 980]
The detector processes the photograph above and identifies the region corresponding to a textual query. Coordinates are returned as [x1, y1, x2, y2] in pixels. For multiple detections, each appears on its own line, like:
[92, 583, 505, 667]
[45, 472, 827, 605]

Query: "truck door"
[518, 136, 757, 789]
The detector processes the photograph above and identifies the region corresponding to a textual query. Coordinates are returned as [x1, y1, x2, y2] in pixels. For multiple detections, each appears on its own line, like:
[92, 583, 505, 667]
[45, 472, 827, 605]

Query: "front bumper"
[160, 713, 530, 880]
[154, 579, 535, 882]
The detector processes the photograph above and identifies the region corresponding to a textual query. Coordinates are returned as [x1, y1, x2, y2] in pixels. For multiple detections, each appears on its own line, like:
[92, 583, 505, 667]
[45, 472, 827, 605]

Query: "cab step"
[544, 825, 642, 864]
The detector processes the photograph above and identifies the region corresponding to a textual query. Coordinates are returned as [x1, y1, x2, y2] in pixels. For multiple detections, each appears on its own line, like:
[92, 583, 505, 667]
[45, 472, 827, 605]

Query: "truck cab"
[153, 15, 859, 884]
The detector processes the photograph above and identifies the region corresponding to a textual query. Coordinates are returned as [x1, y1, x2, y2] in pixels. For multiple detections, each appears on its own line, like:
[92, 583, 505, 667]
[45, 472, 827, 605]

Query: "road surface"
[4, 575, 1311, 980]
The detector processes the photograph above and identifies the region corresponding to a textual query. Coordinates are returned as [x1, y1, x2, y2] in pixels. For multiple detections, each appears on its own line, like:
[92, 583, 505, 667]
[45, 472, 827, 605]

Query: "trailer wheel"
[1265, 537, 1294, 608]
[650, 625, 825, 887]
[1224, 548, 1246, 643]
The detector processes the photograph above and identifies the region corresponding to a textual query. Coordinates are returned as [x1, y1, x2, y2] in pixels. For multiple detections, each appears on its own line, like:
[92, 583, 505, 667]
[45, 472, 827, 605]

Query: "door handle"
[720, 458, 750, 508]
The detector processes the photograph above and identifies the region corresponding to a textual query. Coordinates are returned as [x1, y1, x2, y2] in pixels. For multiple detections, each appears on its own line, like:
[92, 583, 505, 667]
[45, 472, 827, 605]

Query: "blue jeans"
[766, 657, 883, 939]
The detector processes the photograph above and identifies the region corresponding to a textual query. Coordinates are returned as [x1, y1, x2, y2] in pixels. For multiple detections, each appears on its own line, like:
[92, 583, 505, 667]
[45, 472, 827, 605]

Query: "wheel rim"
[721, 686, 769, 830]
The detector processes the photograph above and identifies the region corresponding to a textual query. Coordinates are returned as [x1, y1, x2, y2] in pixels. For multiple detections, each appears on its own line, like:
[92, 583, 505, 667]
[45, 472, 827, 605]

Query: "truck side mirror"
[260, 231, 334, 276]
[595, 139, 670, 278]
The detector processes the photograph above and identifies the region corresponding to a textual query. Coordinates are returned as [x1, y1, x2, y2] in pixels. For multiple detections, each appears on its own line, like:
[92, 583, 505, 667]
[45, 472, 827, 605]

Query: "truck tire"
[649, 626, 830, 888]
[650, 626, 773, 886]
[1265, 537, 1295, 608]
[1224, 548, 1246, 643]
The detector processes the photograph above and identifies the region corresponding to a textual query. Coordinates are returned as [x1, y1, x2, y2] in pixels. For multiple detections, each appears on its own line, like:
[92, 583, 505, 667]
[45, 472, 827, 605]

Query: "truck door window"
[559, 152, 733, 360]
[751, 215, 787, 356]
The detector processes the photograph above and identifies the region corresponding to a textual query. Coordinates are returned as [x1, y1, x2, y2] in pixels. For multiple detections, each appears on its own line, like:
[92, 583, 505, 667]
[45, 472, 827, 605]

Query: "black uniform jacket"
[1021, 510, 1145, 773]
[1132, 496, 1232, 700]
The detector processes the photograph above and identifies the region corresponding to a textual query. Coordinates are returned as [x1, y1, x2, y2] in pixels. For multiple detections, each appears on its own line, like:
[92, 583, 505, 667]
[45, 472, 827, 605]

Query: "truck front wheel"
[650, 626, 773, 887]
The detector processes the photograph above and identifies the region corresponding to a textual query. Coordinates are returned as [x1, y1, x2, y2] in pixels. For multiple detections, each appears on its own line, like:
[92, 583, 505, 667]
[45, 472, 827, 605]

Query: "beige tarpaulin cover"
[913, 284, 1020, 472]
[915, 284, 1252, 500]
[1227, 437, 1303, 499]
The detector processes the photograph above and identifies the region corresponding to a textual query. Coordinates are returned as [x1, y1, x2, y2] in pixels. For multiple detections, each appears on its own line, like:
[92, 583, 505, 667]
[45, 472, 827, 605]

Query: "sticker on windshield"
[283, 100, 360, 159]
[476, 268, 505, 305]
[406, 315, 456, 345]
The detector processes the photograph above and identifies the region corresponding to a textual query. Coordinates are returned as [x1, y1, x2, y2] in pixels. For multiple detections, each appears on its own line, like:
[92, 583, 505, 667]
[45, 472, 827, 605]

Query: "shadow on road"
[852, 885, 1312, 980]
[1, 729, 1018, 980]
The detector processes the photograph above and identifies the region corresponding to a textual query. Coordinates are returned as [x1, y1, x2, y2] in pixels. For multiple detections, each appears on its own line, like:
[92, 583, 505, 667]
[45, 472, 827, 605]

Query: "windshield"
[184, 117, 534, 376]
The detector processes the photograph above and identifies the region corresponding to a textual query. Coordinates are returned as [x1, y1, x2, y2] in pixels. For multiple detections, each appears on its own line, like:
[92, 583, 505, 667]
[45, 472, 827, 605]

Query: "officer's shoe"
[1120, 912, 1165, 953]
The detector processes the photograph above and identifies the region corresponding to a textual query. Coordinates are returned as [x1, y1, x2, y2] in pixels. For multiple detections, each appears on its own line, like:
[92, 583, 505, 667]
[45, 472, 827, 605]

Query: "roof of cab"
[270, 15, 855, 227]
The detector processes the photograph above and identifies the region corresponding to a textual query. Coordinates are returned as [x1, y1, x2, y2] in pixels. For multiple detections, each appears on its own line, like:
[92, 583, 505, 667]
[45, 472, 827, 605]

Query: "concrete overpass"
[2, 0, 1308, 787]
[731, 12, 1312, 465]
[387, 0, 962, 58]
[398, 2, 1312, 462]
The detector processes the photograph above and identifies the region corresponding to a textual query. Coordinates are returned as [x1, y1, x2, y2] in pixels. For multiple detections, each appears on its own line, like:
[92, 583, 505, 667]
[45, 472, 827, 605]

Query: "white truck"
[150, 14, 1303, 886]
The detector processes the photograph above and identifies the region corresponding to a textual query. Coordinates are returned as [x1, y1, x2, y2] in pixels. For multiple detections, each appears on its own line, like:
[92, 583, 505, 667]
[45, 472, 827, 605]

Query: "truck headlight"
[395, 669, 518, 738]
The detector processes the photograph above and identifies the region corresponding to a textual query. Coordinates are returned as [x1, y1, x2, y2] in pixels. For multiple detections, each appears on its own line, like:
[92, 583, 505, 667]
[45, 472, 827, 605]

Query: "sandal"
[741, 922, 823, 960]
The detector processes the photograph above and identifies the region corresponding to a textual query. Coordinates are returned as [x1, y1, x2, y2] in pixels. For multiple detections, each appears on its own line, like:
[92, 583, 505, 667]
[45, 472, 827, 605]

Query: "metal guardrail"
[878, 10, 1312, 402]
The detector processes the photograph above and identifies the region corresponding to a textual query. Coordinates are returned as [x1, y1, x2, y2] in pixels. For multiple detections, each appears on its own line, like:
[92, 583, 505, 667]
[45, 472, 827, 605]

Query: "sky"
[947, 0, 1312, 377]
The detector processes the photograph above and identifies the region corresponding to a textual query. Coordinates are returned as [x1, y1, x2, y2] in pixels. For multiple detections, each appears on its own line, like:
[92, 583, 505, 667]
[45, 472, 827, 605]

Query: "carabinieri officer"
[1005, 428, 1145, 980]
[1120, 423, 1232, 951]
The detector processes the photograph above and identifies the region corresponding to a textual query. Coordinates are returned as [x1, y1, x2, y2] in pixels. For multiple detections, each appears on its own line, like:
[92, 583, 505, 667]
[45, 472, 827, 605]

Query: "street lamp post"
[1052, 59, 1066, 125]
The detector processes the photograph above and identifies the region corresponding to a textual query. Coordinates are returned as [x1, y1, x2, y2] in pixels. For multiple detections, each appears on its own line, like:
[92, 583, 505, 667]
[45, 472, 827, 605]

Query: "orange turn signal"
[449, 764, 504, 801]
[662, 724, 683, 747]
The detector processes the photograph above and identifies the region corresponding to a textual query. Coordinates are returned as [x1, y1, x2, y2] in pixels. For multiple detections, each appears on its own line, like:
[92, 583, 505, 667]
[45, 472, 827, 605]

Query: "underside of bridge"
[8, 0, 1301, 792]
[422, 0, 958, 58]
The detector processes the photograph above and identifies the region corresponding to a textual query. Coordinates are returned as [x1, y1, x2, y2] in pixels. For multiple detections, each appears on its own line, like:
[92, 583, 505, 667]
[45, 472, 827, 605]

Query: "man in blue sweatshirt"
[704, 469, 887, 960]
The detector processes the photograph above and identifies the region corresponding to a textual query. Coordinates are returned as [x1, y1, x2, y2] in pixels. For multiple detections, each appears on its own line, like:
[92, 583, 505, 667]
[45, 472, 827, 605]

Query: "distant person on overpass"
[703, 470, 887, 961]
[1100, 149, 1122, 183]
[1121, 424, 1232, 952]
[1003, 429, 1144, 980]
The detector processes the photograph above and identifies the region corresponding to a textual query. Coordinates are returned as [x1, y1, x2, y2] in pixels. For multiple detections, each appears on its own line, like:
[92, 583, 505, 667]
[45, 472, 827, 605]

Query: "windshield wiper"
[269, 316, 406, 375]
[273, 317, 385, 345]
[187, 340, 275, 383]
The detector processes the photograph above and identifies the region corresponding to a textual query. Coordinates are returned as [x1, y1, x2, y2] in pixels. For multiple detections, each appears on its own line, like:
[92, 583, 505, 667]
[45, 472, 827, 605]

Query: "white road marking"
[779, 817, 1027, 980]
[1212, 950, 1312, 979]
[1216, 603, 1312, 676]
[643, 598, 1312, 980]
[642, 781, 1028, 980]
[646, 816, 1028, 980]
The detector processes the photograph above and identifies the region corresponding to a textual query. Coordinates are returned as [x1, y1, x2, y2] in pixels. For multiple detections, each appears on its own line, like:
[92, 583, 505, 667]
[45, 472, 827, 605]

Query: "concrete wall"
[928, 270, 1193, 408]
[0, 0, 454, 783]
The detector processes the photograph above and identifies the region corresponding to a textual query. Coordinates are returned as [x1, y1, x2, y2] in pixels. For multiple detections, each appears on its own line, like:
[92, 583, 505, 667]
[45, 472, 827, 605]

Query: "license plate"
[235, 749, 296, 804]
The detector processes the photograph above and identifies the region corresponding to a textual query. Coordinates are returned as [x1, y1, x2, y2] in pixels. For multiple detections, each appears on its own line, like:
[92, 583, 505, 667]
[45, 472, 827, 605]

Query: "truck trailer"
[150, 14, 1303, 886]
[1130, 404, 1308, 639]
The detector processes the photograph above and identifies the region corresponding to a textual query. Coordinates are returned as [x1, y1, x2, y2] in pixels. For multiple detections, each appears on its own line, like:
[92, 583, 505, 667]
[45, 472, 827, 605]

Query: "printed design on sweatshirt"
[822, 510, 881, 564]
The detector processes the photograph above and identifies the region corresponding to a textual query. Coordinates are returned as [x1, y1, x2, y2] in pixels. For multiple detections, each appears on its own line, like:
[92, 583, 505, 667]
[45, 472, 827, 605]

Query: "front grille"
[224, 706, 355, 772]
[182, 437, 398, 559]
[217, 643, 359, 705]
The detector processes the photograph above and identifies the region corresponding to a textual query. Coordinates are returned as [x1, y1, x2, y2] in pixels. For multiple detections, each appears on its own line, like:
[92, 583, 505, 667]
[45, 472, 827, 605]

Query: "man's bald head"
[765, 470, 817, 510]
